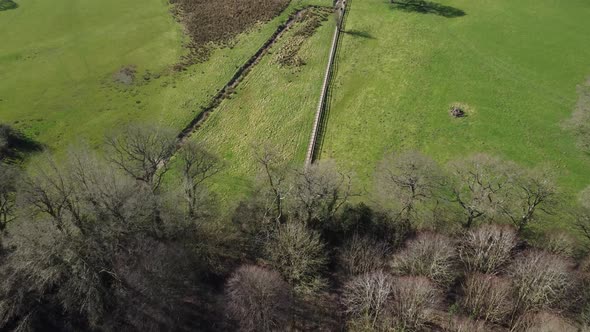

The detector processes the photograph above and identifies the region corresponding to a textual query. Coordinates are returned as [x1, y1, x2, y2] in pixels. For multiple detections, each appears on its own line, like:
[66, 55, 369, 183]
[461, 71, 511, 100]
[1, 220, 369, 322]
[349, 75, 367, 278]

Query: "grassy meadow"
[190, 10, 336, 205]
[0, 0, 330, 152]
[321, 0, 590, 203]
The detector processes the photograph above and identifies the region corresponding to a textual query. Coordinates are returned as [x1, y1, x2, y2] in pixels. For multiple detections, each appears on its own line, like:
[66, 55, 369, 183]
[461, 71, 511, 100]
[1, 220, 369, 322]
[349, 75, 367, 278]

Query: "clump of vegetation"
[275, 8, 330, 67]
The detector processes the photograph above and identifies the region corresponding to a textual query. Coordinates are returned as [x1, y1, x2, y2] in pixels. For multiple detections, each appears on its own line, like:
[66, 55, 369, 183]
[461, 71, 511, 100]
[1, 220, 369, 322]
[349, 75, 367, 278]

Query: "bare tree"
[290, 159, 352, 226]
[498, 167, 559, 231]
[0, 163, 19, 230]
[338, 234, 391, 277]
[389, 276, 442, 331]
[177, 141, 221, 219]
[391, 232, 457, 287]
[254, 147, 290, 225]
[376, 151, 444, 224]
[226, 265, 292, 332]
[105, 124, 177, 192]
[458, 224, 517, 274]
[265, 222, 328, 295]
[447, 154, 515, 228]
[461, 273, 514, 324]
[509, 250, 578, 318]
[342, 270, 394, 329]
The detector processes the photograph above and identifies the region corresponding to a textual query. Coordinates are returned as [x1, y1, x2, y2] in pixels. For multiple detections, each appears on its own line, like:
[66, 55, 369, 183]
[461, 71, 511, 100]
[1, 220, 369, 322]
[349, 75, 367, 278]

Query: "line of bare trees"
[1, 123, 590, 331]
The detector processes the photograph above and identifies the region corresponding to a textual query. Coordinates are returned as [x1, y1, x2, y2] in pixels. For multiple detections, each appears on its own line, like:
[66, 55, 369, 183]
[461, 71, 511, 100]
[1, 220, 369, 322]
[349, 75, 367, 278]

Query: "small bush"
[391, 232, 457, 287]
[543, 230, 576, 257]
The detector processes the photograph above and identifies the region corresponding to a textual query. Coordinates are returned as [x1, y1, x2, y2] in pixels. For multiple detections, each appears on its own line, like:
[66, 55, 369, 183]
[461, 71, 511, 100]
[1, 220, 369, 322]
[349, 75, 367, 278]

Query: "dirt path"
[167, 6, 324, 162]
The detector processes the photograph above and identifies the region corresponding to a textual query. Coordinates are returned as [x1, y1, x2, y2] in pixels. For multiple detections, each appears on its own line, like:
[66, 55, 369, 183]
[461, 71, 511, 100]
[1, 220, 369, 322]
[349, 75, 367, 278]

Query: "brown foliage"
[458, 224, 517, 274]
[225, 265, 292, 332]
[461, 273, 514, 324]
[444, 316, 490, 332]
[391, 232, 457, 287]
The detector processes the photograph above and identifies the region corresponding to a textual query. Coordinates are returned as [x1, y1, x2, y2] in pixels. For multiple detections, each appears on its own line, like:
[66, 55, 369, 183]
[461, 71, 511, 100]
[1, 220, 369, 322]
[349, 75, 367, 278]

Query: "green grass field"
[321, 0, 590, 199]
[0, 0, 329, 151]
[190, 11, 336, 205]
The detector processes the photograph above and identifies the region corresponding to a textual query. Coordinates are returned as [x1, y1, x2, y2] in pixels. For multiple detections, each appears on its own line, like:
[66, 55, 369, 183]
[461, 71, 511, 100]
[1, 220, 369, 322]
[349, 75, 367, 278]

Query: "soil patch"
[113, 65, 137, 85]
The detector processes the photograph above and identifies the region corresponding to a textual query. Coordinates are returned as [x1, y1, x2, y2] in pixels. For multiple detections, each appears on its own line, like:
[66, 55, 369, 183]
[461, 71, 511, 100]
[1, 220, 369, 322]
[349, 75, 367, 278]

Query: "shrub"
[509, 250, 578, 313]
[458, 224, 517, 274]
[338, 234, 391, 277]
[225, 265, 292, 331]
[461, 273, 514, 324]
[543, 231, 576, 257]
[513, 311, 579, 332]
[342, 270, 394, 329]
[265, 222, 328, 295]
[391, 232, 457, 287]
[389, 276, 442, 331]
[444, 316, 489, 332]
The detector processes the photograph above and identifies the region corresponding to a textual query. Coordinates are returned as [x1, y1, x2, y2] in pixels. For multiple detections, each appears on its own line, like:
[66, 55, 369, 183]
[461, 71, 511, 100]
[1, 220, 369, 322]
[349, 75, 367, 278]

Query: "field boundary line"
[304, 1, 345, 167]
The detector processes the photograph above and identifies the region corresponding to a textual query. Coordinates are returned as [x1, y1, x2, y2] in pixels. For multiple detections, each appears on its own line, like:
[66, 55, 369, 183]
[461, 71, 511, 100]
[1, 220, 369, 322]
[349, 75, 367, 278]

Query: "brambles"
[458, 224, 517, 274]
[225, 265, 292, 331]
[391, 232, 457, 287]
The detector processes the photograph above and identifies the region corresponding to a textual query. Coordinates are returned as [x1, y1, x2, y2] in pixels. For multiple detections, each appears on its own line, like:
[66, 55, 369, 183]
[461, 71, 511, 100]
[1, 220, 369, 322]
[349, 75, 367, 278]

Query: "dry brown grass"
[170, 0, 290, 63]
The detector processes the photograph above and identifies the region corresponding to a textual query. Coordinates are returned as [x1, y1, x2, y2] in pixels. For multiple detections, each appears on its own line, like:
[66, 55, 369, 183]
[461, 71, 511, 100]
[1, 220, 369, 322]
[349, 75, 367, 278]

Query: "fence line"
[304, 1, 346, 167]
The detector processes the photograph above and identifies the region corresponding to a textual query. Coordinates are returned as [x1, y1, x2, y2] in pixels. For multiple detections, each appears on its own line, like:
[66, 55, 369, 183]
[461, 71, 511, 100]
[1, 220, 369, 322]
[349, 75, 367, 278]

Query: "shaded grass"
[320, 0, 590, 230]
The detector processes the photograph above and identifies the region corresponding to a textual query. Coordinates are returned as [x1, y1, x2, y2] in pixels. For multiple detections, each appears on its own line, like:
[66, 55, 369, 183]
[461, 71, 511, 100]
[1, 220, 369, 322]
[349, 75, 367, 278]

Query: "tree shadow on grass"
[344, 29, 375, 39]
[391, 0, 465, 18]
[0, 124, 43, 163]
[0, 0, 18, 11]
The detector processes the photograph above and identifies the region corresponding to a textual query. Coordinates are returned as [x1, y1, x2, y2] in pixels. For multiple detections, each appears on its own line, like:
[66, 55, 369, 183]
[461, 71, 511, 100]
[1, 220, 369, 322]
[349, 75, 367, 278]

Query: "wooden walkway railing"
[304, 1, 346, 167]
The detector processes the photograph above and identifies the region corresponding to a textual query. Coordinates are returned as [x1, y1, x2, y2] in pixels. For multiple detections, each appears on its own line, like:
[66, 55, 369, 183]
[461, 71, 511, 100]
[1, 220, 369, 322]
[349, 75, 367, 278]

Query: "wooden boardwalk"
[304, 1, 346, 167]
